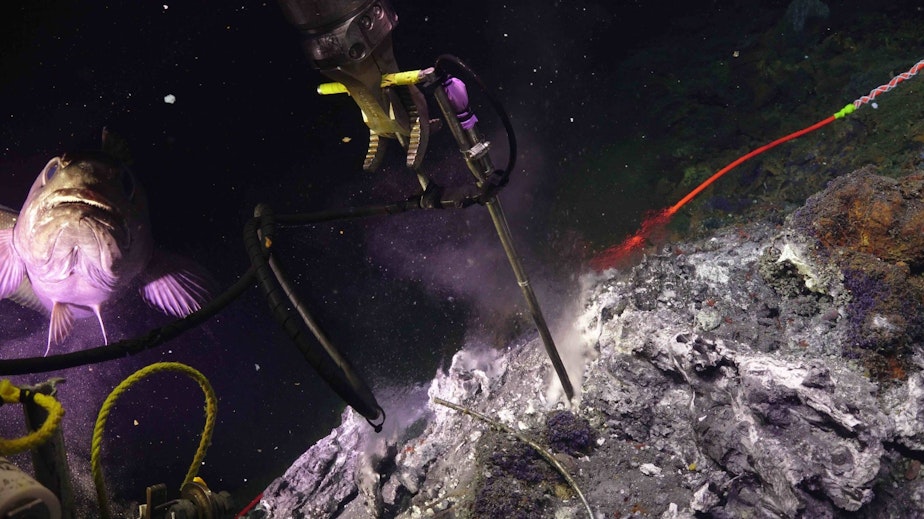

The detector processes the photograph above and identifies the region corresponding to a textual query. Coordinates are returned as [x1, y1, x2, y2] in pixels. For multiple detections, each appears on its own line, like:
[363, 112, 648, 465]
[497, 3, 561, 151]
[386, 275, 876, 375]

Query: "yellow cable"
[91, 362, 218, 519]
[0, 379, 65, 456]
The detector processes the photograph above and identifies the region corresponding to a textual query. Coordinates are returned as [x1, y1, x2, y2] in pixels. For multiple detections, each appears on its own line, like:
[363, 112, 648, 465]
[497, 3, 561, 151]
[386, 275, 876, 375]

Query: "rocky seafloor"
[246, 166, 924, 518]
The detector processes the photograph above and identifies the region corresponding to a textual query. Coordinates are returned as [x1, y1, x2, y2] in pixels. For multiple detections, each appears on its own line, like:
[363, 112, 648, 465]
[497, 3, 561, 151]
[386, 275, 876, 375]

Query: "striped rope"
[853, 59, 924, 109]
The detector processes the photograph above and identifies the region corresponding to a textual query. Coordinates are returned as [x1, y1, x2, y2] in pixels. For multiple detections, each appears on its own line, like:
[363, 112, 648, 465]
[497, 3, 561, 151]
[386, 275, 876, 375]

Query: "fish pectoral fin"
[141, 250, 215, 318]
[48, 302, 75, 355]
[0, 228, 27, 299]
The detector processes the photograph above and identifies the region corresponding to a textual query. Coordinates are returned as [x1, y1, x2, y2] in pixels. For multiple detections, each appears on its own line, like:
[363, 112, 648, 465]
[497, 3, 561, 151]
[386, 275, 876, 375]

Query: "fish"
[0, 148, 213, 355]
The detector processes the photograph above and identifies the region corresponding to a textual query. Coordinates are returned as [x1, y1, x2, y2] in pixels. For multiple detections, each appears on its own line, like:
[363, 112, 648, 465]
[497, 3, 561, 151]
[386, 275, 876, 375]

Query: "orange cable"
[667, 115, 836, 216]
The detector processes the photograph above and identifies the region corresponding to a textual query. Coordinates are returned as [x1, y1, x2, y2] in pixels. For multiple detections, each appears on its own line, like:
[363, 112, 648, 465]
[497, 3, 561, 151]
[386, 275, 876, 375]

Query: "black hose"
[244, 205, 385, 429]
[0, 266, 256, 376]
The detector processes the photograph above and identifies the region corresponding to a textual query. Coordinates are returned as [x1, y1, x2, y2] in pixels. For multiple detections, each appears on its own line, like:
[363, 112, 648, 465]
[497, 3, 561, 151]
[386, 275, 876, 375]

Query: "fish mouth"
[53, 195, 112, 211]
[46, 189, 116, 214]
[42, 188, 131, 246]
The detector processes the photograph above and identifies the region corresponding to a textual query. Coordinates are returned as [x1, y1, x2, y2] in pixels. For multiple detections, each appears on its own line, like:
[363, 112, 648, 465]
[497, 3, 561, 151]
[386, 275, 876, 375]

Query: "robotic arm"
[275, 0, 576, 402]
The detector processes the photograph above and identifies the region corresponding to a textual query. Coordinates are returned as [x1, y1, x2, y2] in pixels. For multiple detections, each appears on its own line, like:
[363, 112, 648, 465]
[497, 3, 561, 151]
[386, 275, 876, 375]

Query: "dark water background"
[1, 0, 922, 514]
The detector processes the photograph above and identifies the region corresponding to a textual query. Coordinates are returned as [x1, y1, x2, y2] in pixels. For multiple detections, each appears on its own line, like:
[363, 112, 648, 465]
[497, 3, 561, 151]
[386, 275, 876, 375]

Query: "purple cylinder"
[443, 77, 478, 130]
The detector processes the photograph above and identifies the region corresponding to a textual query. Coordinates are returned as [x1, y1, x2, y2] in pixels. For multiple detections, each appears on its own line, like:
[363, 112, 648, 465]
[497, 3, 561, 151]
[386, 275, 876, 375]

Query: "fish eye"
[120, 167, 136, 199]
[41, 158, 60, 185]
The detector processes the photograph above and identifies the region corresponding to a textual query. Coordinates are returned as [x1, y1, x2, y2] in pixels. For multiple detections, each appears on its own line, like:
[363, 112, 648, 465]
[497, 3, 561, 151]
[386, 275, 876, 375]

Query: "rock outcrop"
[249, 167, 924, 518]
